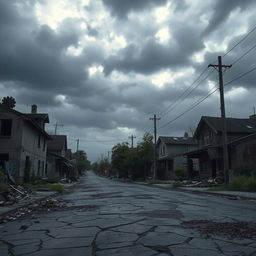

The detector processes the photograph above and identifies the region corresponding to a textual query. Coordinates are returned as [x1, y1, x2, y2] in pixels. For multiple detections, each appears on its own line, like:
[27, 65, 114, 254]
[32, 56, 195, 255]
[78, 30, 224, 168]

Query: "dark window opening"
[43, 139, 46, 151]
[38, 160, 41, 175]
[38, 135, 41, 148]
[0, 119, 12, 136]
[0, 154, 9, 169]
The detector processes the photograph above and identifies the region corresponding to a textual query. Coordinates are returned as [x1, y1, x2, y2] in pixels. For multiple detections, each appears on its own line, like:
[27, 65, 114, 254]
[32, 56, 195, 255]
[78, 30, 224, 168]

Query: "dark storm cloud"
[101, 0, 167, 18]
[0, 0, 108, 107]
[104, 24, 203, 75]
[204, 0, 255, 36]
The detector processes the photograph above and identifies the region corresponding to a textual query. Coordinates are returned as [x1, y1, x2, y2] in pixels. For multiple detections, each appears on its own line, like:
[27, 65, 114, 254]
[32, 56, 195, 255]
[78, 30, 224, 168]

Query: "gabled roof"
[157, 136, 197, 146]
[47, 135, 67, 151]
[0, 104, 51, 139]
[194, 116, 256, 138]
[24, 113, 49, 123]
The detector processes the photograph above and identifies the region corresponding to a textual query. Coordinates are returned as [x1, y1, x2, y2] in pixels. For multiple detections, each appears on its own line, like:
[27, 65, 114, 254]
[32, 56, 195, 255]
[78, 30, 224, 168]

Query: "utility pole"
[150, 114, 161, 180]
[128, 135, 136, 149]
[54, 122, 64, 135]
[75, 139, 79, 177]
[108, 151, 111, 161]
[208, 56, 231, 185]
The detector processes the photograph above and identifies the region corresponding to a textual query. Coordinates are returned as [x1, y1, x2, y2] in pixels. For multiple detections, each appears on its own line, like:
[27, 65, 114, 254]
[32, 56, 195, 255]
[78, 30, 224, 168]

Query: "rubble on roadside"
[0, 184, 32, 207]
[181, 177, 224, 187]
[183, 220, 256, 239]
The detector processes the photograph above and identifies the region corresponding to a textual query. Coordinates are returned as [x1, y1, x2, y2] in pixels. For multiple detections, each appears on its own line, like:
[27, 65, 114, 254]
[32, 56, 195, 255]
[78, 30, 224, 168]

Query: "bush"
[173, 181, 183, 187]
[47, 184, 64, 193]
[47, 176, 60, 184]
[147, 179, 163, 185]
[174, 168, 187, 180]
[228, 176, 256, 192]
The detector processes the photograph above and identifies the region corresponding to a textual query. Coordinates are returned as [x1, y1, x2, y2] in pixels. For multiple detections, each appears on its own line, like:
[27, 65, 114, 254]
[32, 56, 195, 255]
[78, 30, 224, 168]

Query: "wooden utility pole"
[75, 139, 79, 177]
[54, 122, 64, 135]
[208, 56, 231, 185]
[150, 114, 161, 180]
[128, 135, 136, 149]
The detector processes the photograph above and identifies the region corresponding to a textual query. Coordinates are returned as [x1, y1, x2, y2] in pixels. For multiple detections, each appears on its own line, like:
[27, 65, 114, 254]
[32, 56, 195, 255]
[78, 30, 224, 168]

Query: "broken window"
[0, 119, 12, 136]
[38, 160, 41, 175]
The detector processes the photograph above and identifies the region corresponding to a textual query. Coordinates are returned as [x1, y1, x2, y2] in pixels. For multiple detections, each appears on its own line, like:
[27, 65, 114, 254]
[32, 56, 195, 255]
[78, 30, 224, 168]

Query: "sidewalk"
[136, 182, 256, 201]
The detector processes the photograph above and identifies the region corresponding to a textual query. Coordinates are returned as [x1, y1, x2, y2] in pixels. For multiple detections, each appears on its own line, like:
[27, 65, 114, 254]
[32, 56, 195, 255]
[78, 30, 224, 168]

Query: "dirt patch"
[183, 220, 256, 239]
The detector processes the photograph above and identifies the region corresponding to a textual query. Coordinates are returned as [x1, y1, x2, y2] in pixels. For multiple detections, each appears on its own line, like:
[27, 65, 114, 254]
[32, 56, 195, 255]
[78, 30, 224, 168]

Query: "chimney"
[249, 114, 256, 120]
[31, 104, 37, 114]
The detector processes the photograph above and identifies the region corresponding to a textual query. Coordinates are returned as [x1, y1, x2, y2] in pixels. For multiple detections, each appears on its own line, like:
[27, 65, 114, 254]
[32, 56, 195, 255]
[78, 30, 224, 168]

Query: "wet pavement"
[0, 171, 256, 256]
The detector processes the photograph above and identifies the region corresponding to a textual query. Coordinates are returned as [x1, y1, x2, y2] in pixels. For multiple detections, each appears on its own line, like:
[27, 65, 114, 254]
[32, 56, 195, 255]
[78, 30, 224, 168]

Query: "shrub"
[174, 168, 187, 180]
[47, 176, 60, 184]
[147, 179, 163, 185]
[228, 176, 256, 192]
[47, 184, 64, 193]
[173, 181, 183, 187]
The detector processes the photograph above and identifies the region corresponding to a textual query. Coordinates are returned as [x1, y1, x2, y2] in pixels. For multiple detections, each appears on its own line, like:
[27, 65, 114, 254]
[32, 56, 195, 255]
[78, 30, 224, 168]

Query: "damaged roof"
[194, 116, 256, 138]
[158, 136, 197, 145]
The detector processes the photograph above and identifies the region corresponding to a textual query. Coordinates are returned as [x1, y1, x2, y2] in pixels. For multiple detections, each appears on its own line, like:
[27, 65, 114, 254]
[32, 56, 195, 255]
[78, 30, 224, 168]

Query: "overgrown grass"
[147, 179, 163, 185]
[25, 183, 64, 193]
[208, 176, 256, 192]
[228, 176, 256, 192]
[173, 181, 183, 187]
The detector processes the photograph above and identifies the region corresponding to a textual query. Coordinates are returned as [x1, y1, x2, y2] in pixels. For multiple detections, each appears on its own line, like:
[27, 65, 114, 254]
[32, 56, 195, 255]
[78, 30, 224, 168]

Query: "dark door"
[211, 159, 217, 178]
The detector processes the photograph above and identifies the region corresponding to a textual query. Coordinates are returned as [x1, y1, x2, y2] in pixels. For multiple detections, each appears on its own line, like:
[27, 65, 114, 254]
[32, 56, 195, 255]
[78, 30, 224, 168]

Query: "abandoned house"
[156, 136, 198, 180]
[0, 104, 51, 182]
[185, 115, 256, 179]
[46, 135, 74, 178]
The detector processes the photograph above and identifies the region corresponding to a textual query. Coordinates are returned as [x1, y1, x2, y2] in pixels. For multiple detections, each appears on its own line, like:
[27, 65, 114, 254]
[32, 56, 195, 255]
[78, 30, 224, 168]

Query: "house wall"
[231, 139, 256, 170]
[0, 110, 23, 178]
[20, 121, 47, 180]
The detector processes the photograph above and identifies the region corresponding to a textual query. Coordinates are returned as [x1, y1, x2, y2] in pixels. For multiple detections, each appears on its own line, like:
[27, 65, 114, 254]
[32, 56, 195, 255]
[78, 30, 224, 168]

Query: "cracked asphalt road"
[1, 171, 256, 256]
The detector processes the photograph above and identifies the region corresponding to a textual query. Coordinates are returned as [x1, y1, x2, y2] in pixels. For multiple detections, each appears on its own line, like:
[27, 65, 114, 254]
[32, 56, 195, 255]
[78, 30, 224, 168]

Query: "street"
[1, 171, 256, 256]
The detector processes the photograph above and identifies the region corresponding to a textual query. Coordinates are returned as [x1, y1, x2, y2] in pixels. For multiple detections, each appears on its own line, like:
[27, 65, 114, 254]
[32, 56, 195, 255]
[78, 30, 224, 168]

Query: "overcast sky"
[0, 0, 256, 162]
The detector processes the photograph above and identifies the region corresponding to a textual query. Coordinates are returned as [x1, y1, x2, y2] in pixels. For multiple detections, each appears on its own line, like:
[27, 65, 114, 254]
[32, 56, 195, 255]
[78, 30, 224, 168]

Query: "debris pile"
[0, 184, 31, 206]
[183, 220, 256, 239]
[182, 177, 224, 187]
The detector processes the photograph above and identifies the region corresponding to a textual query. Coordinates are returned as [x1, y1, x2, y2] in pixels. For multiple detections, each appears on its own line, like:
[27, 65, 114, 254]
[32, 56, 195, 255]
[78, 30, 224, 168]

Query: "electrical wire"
[158, 65, 256, 130]
[231, 43, 256, 66]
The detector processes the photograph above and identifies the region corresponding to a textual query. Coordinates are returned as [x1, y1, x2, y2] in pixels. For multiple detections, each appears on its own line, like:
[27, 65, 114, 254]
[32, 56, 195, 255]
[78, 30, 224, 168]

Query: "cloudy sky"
[1, 0, 256, 162]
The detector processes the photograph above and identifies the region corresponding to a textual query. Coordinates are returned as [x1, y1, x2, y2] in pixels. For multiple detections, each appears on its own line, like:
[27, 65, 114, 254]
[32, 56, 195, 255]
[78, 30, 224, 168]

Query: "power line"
[158, 86, 219, 130]
[158, 65, 256, 131]
[224, 65, 256, 86]
[231, 43, 256, 66]
[161, 69, 215, 118]
[223, 23, 256, 58]
[157, 67, 209, 117]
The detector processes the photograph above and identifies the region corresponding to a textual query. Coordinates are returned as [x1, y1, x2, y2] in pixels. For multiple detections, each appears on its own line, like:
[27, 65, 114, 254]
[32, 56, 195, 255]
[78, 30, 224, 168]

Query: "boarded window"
[0, 119, 12, 136]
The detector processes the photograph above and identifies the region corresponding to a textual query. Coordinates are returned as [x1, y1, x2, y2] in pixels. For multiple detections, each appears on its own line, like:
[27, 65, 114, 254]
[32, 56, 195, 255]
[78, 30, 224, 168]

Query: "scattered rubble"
[182, 177, 224, 187]
[0, 184, 31, 206]
[0, 197, 100, 224]
[183, 220, 256, 239]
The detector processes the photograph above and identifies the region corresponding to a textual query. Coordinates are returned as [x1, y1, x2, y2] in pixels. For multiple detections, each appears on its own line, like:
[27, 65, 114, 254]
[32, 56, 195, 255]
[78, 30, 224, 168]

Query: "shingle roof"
[47, 135, 67, 151]
[196, 116, 256, 136]
[24, 113, 49, 123]
[158, 136, 197, 145]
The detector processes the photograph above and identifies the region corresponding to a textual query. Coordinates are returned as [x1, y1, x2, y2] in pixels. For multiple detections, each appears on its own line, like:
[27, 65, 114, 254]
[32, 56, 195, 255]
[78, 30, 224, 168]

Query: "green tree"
[111, 142, 130, 178]
[76, 150, 91, 175]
